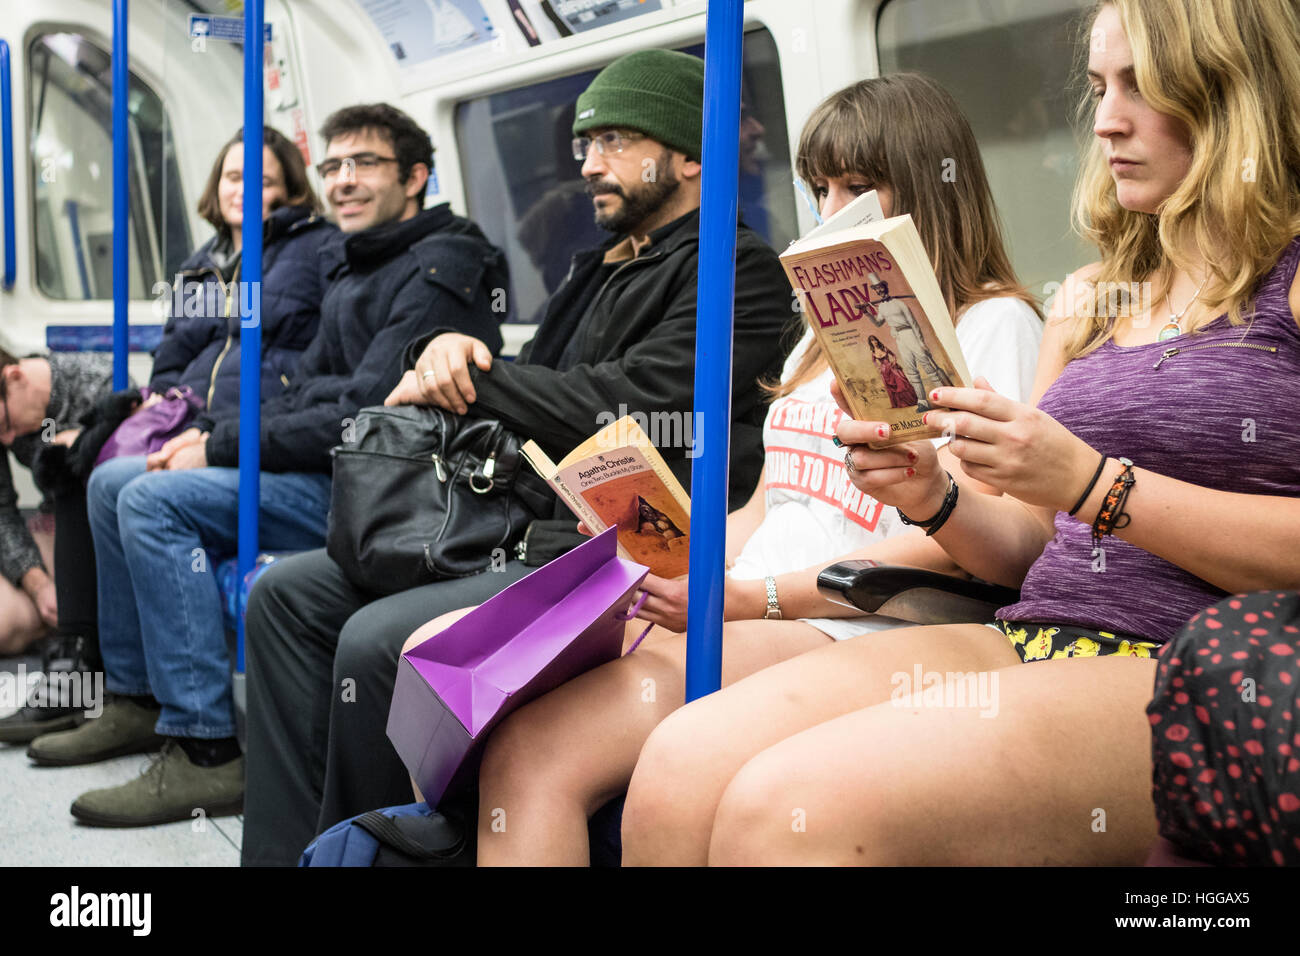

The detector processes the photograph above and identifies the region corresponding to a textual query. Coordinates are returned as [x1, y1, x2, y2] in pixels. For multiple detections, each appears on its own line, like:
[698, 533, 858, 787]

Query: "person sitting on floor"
[0, 347, 114, 657]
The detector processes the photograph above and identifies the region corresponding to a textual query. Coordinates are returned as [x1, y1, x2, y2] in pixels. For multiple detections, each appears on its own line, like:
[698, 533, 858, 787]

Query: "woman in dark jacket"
[149, 125, 336, 415]
[0, 127, 335, 742]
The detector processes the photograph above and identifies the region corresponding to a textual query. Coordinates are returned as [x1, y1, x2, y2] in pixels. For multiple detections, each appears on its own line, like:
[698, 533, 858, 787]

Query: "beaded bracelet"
[1091, 457, 1135, 548]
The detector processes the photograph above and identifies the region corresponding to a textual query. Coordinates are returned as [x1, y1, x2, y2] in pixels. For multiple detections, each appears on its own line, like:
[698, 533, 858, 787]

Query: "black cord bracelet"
[898, 472, 959, 536]
[1068, 452, 1108, 517]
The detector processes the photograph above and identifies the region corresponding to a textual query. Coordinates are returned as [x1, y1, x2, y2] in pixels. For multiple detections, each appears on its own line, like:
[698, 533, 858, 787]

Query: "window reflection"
[27, 32, 190, 300]
[878, 0, 1094, 295]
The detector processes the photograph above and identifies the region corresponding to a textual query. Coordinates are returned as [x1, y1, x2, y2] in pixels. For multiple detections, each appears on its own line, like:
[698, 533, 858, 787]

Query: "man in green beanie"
[239, 49, 798, 865]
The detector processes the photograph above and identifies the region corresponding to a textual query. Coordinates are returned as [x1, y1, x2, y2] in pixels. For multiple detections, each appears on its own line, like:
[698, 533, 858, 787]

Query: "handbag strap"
[353, 810, 466, 862]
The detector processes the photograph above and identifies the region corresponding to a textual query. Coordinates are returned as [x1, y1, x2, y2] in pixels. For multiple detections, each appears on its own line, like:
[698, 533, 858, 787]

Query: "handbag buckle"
[469, 452, 497, 494]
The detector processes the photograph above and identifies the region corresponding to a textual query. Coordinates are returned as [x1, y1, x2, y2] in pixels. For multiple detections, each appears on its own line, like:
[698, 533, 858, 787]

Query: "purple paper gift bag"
[386, 526, 649, 806]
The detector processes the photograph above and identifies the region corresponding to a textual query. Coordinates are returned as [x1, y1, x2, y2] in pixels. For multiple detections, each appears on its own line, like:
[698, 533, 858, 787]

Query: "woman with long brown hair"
[623, 0, 1300, 866]
[462, 72, 1043, 864]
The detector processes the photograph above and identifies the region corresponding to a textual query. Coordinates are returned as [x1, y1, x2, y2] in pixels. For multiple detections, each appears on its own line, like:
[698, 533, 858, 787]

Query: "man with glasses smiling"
[238, 50, 794, 865]
[30, 104, 508, 831]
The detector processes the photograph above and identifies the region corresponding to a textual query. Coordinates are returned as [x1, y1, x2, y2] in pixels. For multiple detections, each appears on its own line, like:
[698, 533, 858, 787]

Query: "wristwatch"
[764, 575, 783, 620]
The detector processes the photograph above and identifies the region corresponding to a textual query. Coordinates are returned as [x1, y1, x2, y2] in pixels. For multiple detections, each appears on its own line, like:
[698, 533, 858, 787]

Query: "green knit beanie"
[573, 50, 705, 160]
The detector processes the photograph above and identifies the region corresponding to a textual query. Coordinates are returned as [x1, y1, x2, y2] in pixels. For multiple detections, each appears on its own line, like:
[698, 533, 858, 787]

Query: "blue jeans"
[87, 457, 332, 738]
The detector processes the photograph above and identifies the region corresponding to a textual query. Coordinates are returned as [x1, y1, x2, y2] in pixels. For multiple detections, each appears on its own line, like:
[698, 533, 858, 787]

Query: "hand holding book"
[830, 378, 950, 521]
[780, 190, 973, 448]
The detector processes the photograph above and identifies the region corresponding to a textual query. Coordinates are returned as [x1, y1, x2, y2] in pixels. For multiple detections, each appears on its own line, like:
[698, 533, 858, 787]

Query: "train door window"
[27, 32, 190, 300]
[877, 0, 1094, 297]
[455, 27, 797, 325]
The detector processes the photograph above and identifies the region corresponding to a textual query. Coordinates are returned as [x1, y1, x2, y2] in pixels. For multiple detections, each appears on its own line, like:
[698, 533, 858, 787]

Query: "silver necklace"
[1156, 273, 1210, 342]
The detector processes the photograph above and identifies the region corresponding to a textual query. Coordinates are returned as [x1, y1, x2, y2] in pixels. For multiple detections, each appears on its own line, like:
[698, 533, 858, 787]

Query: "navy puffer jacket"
[149, 204, 337, 415]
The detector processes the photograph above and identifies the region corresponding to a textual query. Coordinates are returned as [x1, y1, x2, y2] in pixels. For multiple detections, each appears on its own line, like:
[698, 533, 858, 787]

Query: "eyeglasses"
[571, 130, 644, 162]
[316, 153, 400, 180]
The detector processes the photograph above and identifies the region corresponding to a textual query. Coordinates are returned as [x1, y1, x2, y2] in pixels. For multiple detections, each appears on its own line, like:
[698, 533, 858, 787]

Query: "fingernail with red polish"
[905, 467, 916, 478]
[930, 390, 941, 402]
[877, 426, 888, 438]
[907, 450, 918, 462]
[922, 413, 930, 426]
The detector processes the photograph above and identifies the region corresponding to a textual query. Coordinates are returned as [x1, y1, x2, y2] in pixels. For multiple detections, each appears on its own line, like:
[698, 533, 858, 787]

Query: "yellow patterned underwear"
[991, 619, 1162, 663]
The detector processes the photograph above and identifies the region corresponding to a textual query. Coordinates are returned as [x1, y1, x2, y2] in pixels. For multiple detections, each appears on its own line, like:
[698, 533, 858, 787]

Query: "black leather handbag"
[327, 405, 555, 595]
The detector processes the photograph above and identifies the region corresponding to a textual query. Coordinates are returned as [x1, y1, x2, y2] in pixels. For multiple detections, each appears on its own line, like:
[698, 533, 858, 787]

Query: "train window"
[455, 28, 798, 324]
[877, 0, 1095, 297]
[27, 32, 190, 300]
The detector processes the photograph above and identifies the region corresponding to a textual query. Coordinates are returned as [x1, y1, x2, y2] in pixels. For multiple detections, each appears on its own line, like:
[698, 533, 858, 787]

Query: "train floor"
[0, 653, 242, 866]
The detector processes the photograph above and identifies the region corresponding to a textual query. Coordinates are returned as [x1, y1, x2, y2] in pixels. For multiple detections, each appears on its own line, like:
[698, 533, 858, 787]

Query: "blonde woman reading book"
[621, 0, 1300, 866]
[403, 72, 1044, 866]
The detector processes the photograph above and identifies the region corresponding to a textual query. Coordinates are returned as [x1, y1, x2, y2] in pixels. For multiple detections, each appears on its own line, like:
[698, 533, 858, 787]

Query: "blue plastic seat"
[216, 552, 296, 633]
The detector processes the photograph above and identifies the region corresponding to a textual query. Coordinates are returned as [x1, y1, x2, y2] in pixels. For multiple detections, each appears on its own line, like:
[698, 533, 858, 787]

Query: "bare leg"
[622, 621, 1019, 865]
[476, 618, 833, 866]
[0, 526, 55, 655]
[0, 578, 43, 655]
[709, 655, 1159, 865]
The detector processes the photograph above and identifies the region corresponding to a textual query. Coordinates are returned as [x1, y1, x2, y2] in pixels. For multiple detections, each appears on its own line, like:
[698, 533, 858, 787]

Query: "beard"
[586, 153, 681, 234]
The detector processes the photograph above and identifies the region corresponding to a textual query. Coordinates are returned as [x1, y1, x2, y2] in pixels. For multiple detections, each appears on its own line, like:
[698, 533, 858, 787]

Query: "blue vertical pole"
[684, 0, 743, 702]
[1, 40, 15, 291]
[236, 0, 265, 673]
[111, 1, 128, 389]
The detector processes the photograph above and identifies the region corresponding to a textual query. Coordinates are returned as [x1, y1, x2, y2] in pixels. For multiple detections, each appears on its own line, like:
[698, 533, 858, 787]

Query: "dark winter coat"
[408, 208, 798, 508]
[150, 203, 337, 415]
[195, 203, 508, 473]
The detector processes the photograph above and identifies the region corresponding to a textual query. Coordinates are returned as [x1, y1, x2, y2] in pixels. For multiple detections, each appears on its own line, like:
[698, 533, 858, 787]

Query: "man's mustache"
[585, 181, 625, 199]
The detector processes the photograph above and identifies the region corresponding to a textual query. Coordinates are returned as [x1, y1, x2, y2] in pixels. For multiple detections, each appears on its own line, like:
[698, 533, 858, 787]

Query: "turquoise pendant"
[1157, 322, 1181, 342]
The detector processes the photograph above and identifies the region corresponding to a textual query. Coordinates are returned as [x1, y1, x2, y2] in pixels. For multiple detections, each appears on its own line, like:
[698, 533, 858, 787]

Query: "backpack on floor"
[297, 795, 627, 866]
[299, 802, 474, 867]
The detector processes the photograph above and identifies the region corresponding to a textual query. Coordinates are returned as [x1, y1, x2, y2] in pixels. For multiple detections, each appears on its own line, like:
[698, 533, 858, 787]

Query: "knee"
[336, 609, 403, 684]
[115, 474, 166, 528]
[0, 617, 42, 655]
[87, 457, 141, 512]
[0, 586, 41, 653]
[245, 559, 297, 634]
[708, 755, 812, 866]
[709, 753, 881, 866]
[401, 607, 477, 655]
[478, 704, 555, 798]
[622, 708, 705, 846]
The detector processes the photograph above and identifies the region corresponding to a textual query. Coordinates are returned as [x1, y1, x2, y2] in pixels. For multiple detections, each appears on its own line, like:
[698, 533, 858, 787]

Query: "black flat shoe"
[0, 705, 84, 744]
[0, 631, 98, 744]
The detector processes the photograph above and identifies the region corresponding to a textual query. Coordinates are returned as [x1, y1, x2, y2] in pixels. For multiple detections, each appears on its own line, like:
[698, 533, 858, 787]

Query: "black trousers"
[52, 483, 101, 668]
[241, 547, 531, 866]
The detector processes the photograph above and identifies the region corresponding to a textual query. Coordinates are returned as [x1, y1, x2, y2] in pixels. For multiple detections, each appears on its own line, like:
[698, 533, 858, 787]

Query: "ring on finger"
[844, 449, 856, 473]
[421, 370, 437, 382]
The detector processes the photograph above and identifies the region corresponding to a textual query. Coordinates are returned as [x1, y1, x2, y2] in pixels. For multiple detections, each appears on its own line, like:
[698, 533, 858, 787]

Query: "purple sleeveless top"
[999, 237, 1300, 642]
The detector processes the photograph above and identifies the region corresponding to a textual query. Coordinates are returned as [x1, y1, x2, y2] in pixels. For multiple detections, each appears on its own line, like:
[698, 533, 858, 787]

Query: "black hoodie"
[196, 203, 508, 473]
